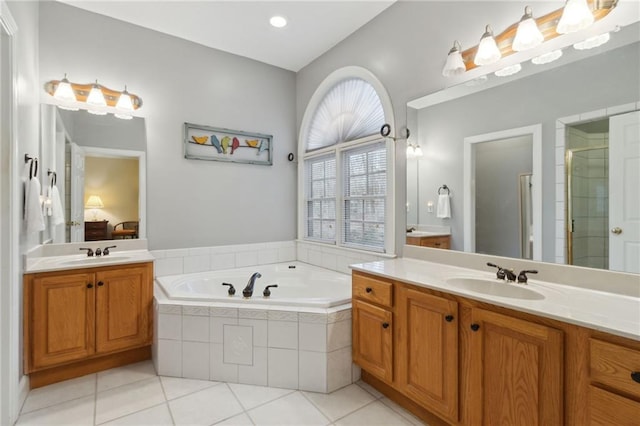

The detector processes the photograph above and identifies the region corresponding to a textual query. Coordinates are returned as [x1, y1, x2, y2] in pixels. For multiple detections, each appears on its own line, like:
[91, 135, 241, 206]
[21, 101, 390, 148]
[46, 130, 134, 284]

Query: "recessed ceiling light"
[270, 16, 287, 28]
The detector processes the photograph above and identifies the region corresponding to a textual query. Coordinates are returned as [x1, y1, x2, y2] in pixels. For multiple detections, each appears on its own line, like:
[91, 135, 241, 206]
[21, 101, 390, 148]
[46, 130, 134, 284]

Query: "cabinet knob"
[445, 315, 454, 322]
[382, 322, 390, 329]
[365, 287, 372, 293]
[86, 283, 93, 289]
[97, 281, 104, 287]
[470, 323, 480, 332]
[632, 372, 640, 384]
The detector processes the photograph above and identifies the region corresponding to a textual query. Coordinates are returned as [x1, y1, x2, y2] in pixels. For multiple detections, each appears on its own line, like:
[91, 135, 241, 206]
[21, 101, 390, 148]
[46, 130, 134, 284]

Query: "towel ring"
[438, 184, 450, 195]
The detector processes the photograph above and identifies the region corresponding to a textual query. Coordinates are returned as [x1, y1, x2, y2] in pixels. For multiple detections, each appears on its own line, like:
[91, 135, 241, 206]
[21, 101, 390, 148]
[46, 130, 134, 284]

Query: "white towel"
[436, 193, 451, 219]
[25, 175, 45, 234]
[50, 185, 64, 226]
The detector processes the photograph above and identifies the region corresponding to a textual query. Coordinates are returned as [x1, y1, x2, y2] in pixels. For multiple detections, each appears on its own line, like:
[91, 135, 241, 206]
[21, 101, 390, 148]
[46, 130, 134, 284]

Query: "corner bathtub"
[155, 261, 351, 308]
[153, 262, 359, 393]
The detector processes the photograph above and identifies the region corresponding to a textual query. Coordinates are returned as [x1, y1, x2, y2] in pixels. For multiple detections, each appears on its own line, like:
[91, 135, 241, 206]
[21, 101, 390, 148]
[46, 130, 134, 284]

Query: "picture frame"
[184, 122, 273, 166]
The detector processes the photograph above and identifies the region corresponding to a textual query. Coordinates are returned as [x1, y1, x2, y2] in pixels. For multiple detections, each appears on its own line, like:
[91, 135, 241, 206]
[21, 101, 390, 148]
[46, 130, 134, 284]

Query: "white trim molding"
[463, 124, 543, 261]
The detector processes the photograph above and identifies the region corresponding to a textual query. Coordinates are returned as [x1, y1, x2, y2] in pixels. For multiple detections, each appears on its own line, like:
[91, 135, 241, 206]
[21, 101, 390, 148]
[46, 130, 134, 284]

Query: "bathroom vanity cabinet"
[24, 262, 153, 388]
[406, 234, 450, 249]
[352, 270, 639, 426]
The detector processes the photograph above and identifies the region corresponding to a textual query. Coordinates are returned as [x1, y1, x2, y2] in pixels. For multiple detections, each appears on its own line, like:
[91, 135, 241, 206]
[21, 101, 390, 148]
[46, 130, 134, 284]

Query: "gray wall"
[296, 1, 639, 256]
[412, 43, 638, 261]
[39, 2, 297, 250]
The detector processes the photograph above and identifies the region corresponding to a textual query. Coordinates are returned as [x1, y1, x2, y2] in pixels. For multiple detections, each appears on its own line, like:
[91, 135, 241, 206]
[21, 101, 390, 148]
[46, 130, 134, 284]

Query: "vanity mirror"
[406, 23, 639, 273]
[40, 104, 147, 244]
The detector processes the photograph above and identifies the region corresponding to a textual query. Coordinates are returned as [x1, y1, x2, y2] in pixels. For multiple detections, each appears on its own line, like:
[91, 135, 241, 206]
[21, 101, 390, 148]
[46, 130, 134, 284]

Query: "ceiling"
[58, 0, 396, 72]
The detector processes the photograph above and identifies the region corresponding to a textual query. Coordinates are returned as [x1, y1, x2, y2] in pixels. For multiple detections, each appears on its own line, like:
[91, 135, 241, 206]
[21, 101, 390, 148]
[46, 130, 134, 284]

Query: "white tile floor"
[16, 361, 427, 425]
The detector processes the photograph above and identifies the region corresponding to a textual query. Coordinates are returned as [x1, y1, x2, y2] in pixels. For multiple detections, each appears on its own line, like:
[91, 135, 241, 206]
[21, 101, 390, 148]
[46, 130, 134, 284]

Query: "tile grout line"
[93, 373, 98, 426]
[95, 401, 169, 426]
[298, 391, 332, 426]
[157, 375, 177, 425]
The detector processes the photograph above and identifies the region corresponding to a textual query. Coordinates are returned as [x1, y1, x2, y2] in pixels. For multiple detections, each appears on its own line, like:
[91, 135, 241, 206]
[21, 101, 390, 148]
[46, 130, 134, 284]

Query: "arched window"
[299, 68, 394, 253]
[306, 78, 385, 151]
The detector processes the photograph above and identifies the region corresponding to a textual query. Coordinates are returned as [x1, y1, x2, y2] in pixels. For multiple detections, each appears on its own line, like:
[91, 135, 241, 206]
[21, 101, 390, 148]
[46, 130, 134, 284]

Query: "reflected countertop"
[351, 258, 640, 341]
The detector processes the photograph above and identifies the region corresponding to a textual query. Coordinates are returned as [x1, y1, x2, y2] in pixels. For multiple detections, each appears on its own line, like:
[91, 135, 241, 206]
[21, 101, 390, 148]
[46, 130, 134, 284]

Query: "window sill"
[296, 239, 397, 259]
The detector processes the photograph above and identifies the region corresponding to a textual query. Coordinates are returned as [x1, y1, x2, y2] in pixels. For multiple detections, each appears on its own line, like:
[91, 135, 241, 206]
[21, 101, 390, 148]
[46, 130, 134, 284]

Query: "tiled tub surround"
[151, 240, 392, 277]
[153, 297, 358, 393]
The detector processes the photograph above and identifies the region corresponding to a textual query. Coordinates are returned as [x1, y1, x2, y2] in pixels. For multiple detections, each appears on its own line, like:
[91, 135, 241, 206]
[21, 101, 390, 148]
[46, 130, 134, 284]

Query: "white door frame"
[463, 124, 543, 261]
[0, 2, 24, 423]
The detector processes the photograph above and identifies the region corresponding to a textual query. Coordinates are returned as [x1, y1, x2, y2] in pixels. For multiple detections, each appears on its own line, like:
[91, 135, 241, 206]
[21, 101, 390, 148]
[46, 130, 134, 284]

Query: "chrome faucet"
[242, 272, 262, 298]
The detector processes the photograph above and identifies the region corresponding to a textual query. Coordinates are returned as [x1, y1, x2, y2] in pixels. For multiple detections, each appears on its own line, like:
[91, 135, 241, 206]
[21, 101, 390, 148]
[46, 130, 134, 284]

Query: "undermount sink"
[60, 255, 133, 266]
[446, 277, 545, 300]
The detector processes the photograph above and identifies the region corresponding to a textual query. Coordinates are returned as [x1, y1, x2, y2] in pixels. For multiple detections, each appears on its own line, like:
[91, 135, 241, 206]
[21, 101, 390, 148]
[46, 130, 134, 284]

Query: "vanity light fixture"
[474, 25, 501, 66]
[44, 77, 143, 119]
[414, 144, 423, 157]
[512, 6, 544, 52]
[531, 49, 563, 65]
[442, 1, 616, 76]
[494, 63, 522, 77]
[573, 32, 610, 50]
[442, 40, 466, 77]
[556, 0, 594, 34]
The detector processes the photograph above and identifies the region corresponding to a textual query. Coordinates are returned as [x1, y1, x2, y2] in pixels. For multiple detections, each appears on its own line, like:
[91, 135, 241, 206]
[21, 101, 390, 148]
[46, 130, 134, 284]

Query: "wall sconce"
[85, 195, 104, 221]
[441, 0, 617, 77]
[44, 75, 143, 119]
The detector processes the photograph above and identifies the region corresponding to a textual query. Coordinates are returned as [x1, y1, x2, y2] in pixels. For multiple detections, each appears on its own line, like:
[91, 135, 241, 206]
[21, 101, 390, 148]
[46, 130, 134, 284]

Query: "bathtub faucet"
[243, 272, 262, 298]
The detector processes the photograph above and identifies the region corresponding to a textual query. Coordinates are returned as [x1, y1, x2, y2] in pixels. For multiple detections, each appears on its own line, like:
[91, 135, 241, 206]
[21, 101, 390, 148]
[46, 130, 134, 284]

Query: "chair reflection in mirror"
[111, 221, 139, 239]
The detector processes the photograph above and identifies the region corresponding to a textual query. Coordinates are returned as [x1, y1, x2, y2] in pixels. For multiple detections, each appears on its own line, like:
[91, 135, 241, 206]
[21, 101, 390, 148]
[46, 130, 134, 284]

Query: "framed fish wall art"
[184, 122, 273, 166]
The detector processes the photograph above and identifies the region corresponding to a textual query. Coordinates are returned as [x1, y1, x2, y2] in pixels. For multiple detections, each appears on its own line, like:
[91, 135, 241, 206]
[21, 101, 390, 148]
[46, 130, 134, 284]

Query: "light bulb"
[442, 40, 466, 77]
[414, 145, 423, 157]
[474, 25, 501, 66]
[495, 63, 522, 77]
[406, 144, 415, 158]
[270, 16, 287, 28]
[531, 49, 563, 65]
[53, 74, 77, 102]
[116, 87, 134, 111]
[573, 32, 610, 50]
[557, 0, 594, 34]
[513, 6, 544, 52]
[86, 81, 107, 107]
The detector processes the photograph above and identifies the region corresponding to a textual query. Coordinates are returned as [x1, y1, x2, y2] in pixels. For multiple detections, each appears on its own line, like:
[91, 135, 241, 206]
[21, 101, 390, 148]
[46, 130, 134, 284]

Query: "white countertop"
[351, 258, 640, 341]
[406, 231, 450, 237]
[25, 249, 155, 273]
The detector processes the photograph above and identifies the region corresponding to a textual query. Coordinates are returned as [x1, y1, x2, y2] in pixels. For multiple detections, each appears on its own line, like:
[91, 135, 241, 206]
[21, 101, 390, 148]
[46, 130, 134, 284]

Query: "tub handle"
[222, 283, 236, 296]
[263, 284, 278, 297]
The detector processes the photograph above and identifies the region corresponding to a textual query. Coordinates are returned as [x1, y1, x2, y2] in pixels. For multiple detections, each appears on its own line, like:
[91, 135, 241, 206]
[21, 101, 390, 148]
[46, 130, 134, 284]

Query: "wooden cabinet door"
[31, 272, 95, 370]
[396, 287, 458, 422]
[95, 265, 152, 353]
[468, 308, 563, 425]
[352, 299, 393, 383]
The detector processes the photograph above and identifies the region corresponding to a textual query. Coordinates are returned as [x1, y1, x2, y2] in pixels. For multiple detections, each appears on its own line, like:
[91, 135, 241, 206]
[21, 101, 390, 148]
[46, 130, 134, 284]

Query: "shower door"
[566, 146, 609, 269]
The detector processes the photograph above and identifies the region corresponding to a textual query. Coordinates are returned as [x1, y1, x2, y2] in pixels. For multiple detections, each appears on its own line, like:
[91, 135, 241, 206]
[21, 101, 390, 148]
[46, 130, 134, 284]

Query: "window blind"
[342, 142, 386, 250]
[305, 155, 337, 243]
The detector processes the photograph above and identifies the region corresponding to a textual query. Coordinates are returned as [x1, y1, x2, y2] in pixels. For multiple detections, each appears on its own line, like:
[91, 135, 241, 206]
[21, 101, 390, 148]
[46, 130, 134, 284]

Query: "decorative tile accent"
[210, 307, 238, 318]
[157, 304, 182, 315]
[268, 310, 298, 321]
[239, 309, 268, 320]
[223, 325, 253, 365]
[299, 312, 328, 324]
[183, 306, 209, 316]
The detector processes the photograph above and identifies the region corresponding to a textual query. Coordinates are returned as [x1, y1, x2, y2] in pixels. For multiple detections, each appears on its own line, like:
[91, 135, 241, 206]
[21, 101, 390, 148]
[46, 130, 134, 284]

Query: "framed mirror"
[40, 104, 147, 244]
[406, 22, 639, 274]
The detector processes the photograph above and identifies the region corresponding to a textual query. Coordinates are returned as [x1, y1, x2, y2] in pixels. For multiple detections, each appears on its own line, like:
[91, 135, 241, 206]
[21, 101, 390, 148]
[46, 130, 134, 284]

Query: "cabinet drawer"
[589, 385, 640, 425]
[590, 338, 640, 399]
[353, 273, 393, 308]
[421, 236, 450, 249]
